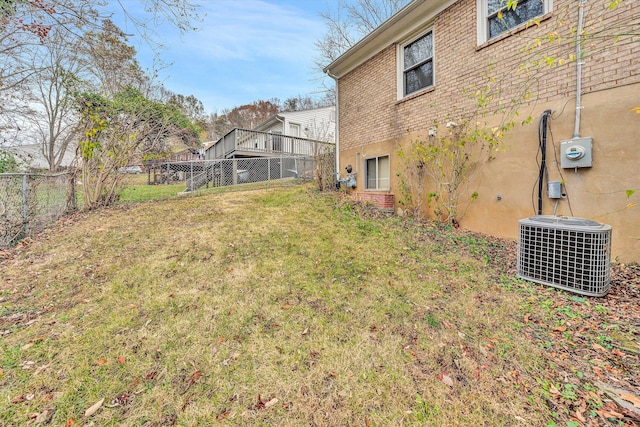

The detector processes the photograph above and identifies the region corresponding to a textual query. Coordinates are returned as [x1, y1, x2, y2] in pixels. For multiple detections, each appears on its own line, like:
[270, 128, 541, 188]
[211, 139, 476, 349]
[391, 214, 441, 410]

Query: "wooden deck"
[205, 129, 334, 160]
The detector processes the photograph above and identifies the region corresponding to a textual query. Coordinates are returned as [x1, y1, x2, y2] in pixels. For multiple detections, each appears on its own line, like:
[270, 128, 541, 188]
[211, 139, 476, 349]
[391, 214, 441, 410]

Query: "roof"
[323, 0, 457, 79]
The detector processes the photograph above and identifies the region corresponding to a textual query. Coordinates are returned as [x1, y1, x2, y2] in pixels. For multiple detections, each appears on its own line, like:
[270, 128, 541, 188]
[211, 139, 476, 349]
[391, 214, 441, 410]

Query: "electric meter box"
[561, 137, 592, 169]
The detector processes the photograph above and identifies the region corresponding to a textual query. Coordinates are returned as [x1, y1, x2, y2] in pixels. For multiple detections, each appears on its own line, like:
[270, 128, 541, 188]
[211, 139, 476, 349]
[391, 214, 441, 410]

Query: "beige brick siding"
[335, 0, 640, 262]
[338, 0, 640, 149]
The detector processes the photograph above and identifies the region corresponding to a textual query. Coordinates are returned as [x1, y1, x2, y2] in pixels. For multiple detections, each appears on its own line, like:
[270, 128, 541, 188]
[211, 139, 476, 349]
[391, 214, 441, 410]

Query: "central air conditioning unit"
[517, 216, 612, 297]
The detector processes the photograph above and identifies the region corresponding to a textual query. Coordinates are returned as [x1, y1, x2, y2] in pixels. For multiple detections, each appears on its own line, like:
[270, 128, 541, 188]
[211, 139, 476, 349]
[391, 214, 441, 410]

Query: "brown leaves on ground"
[252, 394, 278, 411]
[84, 398, 104, 417]
[469, 234, 640, 427]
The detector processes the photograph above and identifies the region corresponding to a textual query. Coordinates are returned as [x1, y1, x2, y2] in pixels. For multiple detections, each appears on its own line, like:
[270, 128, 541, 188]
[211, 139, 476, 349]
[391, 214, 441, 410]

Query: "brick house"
[324, 0, 640, 262]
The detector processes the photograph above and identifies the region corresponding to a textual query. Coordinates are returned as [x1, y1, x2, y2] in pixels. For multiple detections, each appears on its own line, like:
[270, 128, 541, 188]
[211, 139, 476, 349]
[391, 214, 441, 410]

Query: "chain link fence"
[147, 154, 335, 193]
[0, 172, 76, 248]
[0, 155, 335, 247]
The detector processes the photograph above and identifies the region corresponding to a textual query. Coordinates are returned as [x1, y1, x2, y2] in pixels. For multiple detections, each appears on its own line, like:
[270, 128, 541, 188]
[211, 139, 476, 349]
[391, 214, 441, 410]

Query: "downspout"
[275, 114, 285, 129]
[274, 114, 285, 153]
[573, 0, 586, 138]
[325, 70, 340, 185]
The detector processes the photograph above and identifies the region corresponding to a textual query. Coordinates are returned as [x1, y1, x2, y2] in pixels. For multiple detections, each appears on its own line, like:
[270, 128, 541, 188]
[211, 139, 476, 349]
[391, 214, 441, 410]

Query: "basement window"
[365, 155, 390, 190]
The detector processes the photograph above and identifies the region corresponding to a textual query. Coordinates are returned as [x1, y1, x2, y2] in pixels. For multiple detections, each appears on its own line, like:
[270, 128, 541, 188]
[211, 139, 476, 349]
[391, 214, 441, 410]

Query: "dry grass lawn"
[1, 183, 638, 426]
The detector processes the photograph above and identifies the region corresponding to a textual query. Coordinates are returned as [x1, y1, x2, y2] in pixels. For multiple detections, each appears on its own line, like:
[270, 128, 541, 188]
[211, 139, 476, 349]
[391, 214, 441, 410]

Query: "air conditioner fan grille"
[517, 216, 611, 297]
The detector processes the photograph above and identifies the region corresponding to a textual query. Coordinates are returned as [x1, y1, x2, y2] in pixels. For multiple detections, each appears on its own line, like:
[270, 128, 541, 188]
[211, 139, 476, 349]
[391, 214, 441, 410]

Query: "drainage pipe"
[573, 0, 586, 138]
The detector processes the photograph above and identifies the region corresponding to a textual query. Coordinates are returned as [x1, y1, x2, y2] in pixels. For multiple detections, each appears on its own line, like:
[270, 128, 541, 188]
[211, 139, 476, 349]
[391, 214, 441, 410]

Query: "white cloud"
[113, 0, 331, 112]
[164, 1, 324, 63]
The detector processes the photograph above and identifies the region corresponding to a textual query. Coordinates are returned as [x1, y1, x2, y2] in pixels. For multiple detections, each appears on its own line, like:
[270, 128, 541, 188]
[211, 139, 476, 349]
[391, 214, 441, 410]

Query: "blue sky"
[113, 1, 335, 114]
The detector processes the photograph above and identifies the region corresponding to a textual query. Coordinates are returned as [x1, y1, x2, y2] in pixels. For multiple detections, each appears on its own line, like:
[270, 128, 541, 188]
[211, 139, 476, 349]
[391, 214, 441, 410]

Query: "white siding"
[280, 106, 336, 143]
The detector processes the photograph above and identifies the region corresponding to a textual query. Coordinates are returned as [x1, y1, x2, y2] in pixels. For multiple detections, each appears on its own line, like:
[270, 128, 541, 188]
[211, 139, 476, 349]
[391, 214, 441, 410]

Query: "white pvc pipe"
[573, 0, 586, 138]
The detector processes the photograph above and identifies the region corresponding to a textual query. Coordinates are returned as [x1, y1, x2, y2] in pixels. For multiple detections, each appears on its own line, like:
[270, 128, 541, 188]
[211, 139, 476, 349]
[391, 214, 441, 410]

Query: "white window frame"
[364, 155, 390, 190]
[477, 0, 552, 45]
[397, 29, 435, 100]
[289, 122, 301, 137]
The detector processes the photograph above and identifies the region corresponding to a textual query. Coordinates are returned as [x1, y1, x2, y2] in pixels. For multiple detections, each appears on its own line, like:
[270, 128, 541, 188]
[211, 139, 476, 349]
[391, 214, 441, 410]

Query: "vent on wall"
[517, 216, 612, 297]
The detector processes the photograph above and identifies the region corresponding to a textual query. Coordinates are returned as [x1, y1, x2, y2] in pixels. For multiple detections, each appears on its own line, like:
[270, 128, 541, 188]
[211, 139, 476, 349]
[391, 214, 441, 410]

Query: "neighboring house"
[324, 0, 640, 261]
[167, 147, 204, 162]
[205, 107, 335, 160]
[252, 106, 336, 143]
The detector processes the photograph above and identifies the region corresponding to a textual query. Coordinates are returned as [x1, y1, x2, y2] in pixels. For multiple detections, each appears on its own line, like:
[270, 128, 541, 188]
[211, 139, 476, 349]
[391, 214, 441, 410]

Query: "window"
[479, 0, 550, 43]
[271, 131, 282, 152]
[289, 123, 301, 137]
[365, 155, 390, 190]
[401, 31, 434, 97]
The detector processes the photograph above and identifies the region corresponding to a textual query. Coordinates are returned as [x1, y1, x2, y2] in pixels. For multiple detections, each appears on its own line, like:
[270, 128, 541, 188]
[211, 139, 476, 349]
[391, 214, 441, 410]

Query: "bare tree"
[314, 0, 410, 89]
[0, 0, 202, 138]
[19, 29, 87, 172]
[223, 100, 280, 131]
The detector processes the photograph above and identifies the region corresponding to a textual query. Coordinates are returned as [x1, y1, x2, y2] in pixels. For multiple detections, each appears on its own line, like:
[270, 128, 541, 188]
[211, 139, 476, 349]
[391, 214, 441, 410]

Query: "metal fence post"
[190, 161, 193, 193]
[22, 174, 29, 235]
[232, 159, 238, 185]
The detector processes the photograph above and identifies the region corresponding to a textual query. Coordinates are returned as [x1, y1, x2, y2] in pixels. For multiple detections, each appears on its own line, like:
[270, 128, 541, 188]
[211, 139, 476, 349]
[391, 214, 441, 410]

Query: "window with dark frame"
[403, 31, 434, 96]
[487, 0, 545, 40]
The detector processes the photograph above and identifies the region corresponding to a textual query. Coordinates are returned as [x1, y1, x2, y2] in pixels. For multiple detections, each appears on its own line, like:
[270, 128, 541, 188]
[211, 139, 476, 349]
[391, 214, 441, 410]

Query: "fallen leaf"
[12, 395, 25, 404]
[84, 398, 105, 417]
[116, 356, 126, 364]
[254, 394, 267, 410]
[552, 325, 567, 332]
[441, 374, 454, 386]
[65, 417, 76, 427]
[264, 398, 279, 408]
[95, 359, 108, 365]
[281, 303, 292, 310]
[620, 392, 640, 408]
[34, 410, 50, 423]
[190, 371, 202, 383]
[598, 408, 624, 419]
[30, 335, 46, 343]
[181, 395, 191, 412]
[302, 327, 309, 335]
[145, 371, 158, 380]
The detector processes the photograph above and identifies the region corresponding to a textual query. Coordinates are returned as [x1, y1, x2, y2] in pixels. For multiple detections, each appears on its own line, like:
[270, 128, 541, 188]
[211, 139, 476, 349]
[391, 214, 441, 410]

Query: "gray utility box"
[561, 137, 592, 169]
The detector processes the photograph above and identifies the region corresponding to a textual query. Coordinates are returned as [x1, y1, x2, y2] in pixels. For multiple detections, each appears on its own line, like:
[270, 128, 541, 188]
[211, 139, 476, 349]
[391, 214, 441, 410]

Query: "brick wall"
[338, 0, 640, 148]
[356, 192, 395, 212]
[335, 0, 640, 262]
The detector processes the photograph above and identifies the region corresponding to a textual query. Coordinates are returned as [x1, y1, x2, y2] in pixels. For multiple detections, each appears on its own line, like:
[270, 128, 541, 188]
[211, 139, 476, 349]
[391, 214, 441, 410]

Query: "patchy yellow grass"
[1, 184, 555, 426]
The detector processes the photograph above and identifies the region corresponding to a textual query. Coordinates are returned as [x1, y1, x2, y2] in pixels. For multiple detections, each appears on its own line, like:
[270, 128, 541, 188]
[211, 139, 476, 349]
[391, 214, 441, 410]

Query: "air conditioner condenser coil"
[517, 215, 612, 297]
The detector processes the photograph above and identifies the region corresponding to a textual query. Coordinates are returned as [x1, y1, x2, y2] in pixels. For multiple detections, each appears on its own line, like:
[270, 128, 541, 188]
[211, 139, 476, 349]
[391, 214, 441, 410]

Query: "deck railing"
[205, 129, 334, 160]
